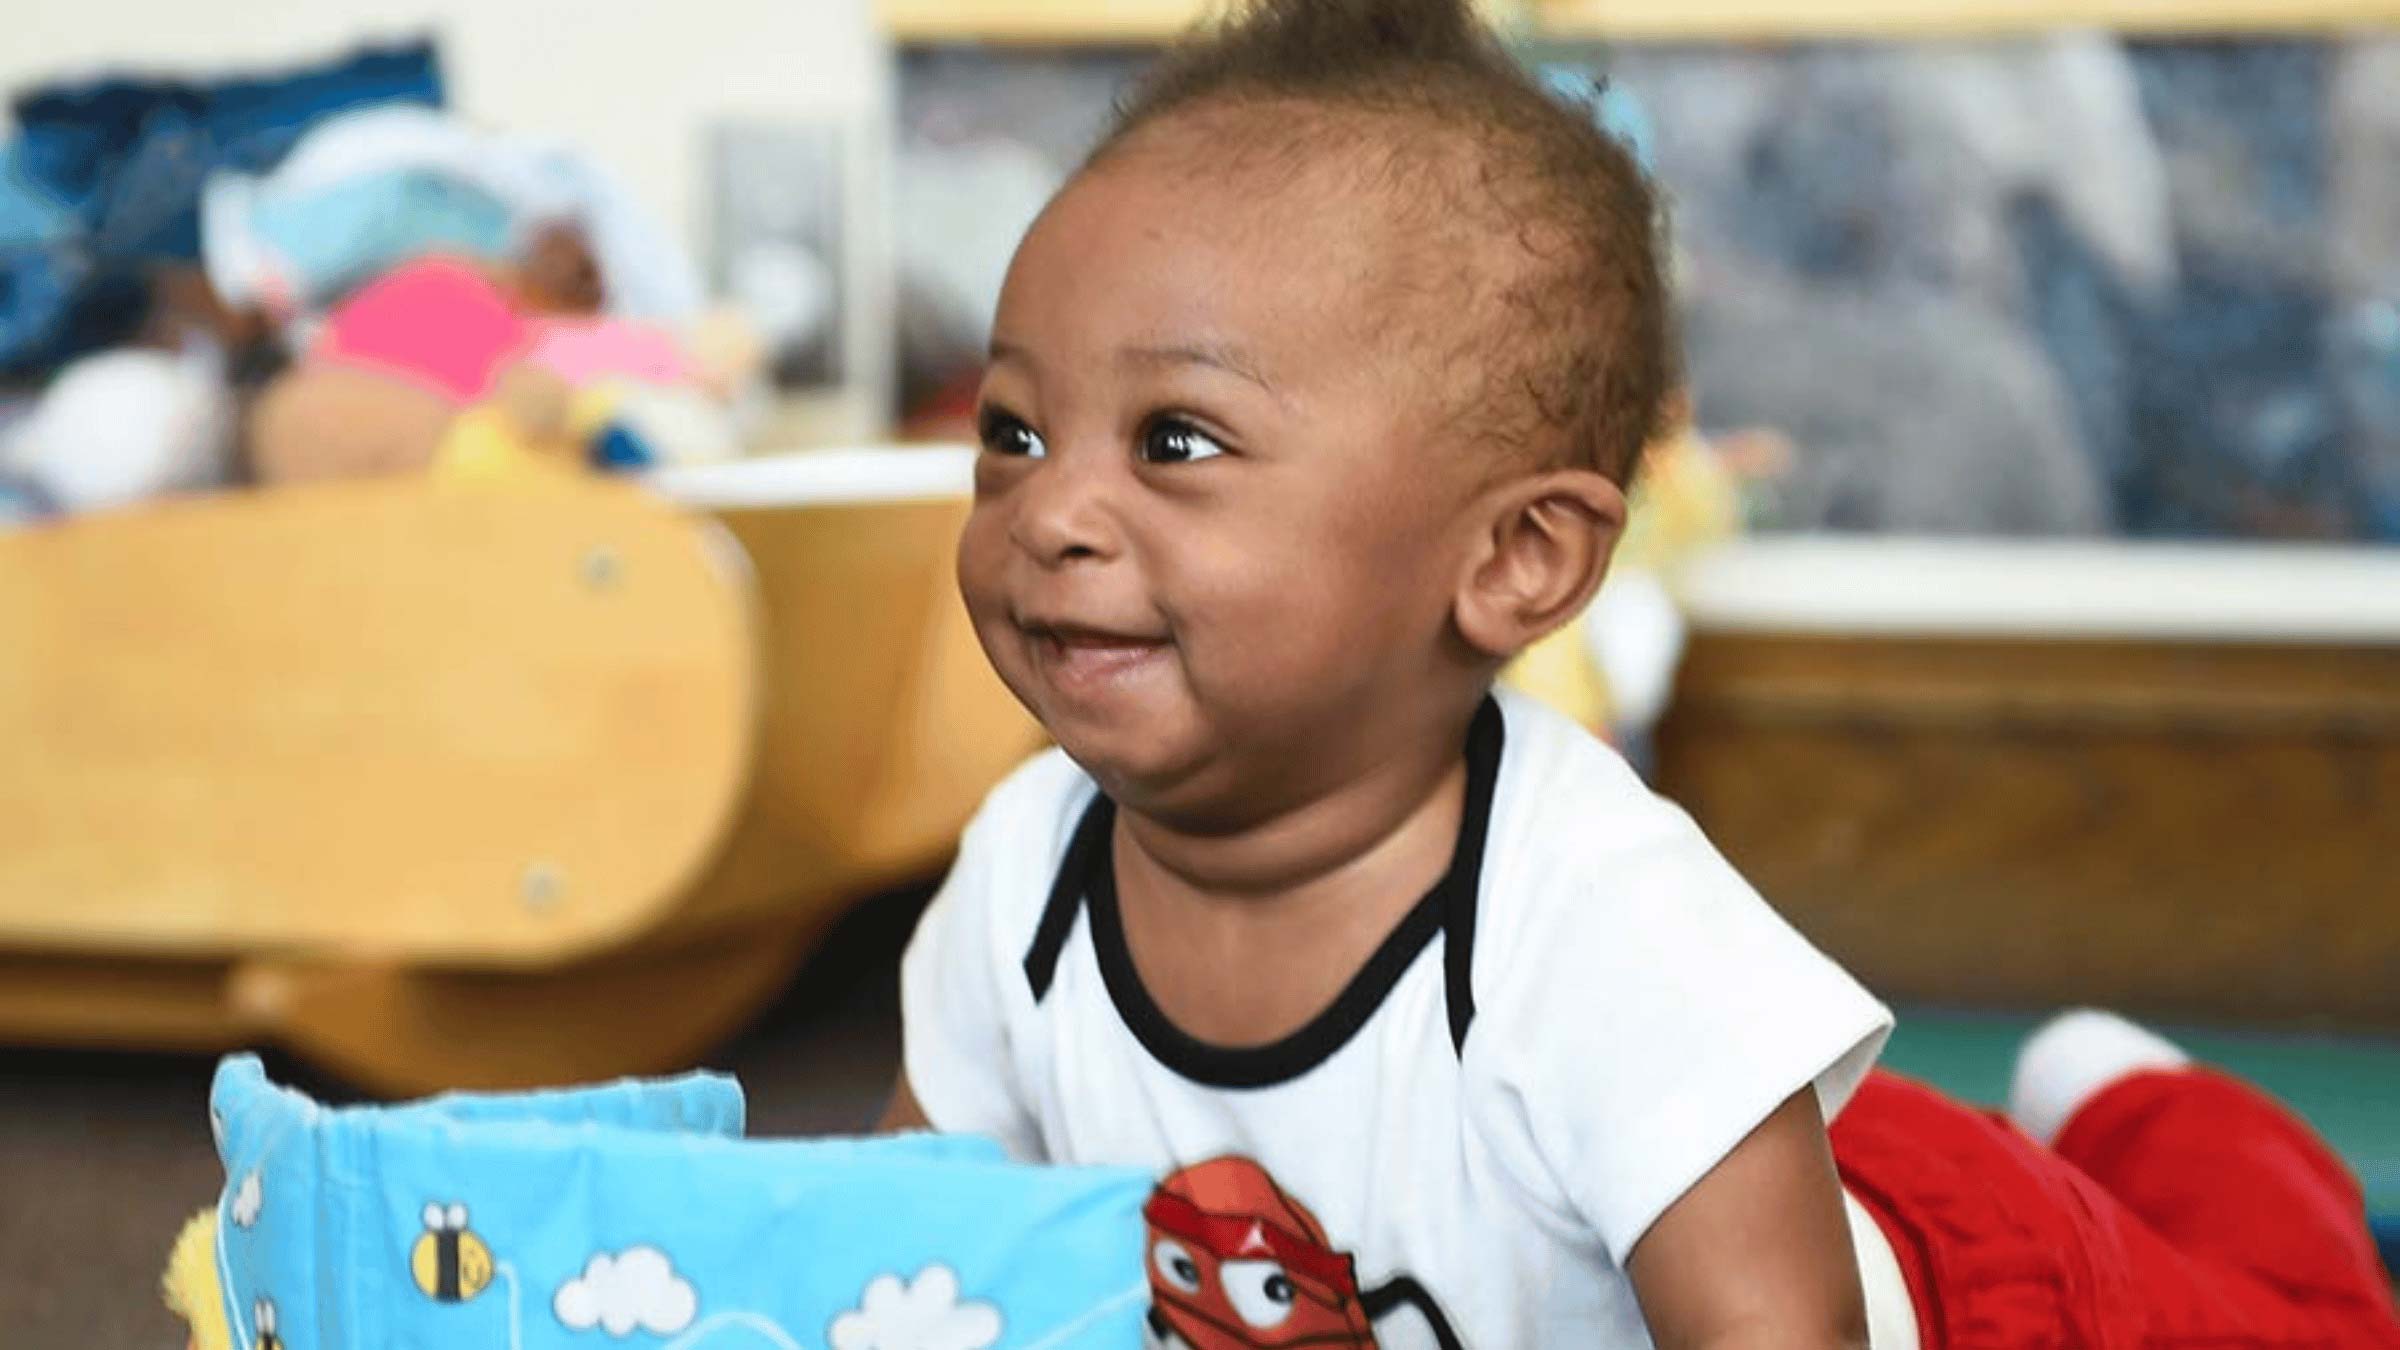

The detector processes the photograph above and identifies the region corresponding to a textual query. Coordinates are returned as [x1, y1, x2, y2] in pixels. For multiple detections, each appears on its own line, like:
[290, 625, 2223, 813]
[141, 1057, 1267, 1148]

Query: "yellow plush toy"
[428, 365, 587, 483]
[164, 1210, 231, 1350]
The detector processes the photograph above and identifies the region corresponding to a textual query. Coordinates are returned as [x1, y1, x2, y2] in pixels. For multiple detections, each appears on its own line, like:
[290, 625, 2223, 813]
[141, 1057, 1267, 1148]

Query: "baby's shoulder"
[1464, 696, 1885, 1113]
[1487, 690, 1731, 878]
[1478, 690, 1769, 957]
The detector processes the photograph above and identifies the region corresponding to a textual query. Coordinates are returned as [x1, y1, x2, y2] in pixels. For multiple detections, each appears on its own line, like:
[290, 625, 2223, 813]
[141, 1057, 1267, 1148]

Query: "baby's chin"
[1045, 716, 1209, 810]
[1035, 698, 1251, 819]
[995, 656, 1204, 797]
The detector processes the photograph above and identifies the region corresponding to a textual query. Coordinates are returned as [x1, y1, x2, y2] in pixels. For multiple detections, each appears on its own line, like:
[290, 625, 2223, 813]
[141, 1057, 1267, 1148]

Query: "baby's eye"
[978, 408, 1047, 459]
[1138, 417, 1226, 465]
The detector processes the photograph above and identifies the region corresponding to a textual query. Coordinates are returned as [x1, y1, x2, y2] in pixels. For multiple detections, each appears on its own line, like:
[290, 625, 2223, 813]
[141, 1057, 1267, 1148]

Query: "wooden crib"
[0, 448, 1040, 1094]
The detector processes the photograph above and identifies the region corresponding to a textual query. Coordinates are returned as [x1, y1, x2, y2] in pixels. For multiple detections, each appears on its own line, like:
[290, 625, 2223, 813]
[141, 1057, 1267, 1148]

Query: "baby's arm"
[1626, 1089, 1870, 1350]
[880, 763, 1055, 1151]
[875, 1074, 930, 1132]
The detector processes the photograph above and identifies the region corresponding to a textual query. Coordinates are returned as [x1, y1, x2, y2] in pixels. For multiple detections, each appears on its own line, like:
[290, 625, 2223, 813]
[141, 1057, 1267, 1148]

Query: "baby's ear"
[1452, 468, 1626, 661]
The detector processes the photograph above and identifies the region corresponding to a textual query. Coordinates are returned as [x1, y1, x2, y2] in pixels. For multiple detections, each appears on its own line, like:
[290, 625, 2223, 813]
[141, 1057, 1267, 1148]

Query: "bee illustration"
[252, 1297, 281, 1350]
[411, 1202, 495, 1303]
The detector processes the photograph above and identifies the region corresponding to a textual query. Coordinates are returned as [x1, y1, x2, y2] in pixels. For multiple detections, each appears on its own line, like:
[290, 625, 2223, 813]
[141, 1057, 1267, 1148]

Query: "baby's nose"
[1010, 459, 1123, 566]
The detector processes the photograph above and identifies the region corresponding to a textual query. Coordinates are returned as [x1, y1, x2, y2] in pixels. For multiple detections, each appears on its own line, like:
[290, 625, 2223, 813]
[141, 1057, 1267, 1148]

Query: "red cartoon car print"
[1142, 1157, 1461, 1350]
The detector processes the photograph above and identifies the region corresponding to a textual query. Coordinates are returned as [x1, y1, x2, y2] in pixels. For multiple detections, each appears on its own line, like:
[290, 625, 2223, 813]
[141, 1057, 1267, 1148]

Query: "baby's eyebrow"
[1120, 341, 1278, 398]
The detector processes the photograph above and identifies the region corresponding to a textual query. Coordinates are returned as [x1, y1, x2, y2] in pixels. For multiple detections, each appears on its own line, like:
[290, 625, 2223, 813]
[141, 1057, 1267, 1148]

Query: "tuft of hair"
[1094, 0, 1677, 484]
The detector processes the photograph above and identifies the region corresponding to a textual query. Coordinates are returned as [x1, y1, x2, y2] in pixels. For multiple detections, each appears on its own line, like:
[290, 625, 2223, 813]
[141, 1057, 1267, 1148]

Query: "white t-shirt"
[903, 688, 1894, 1349]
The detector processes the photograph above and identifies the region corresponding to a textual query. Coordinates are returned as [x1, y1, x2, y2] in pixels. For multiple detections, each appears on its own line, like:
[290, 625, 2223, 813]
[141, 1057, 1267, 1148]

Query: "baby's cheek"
[1196, 569, 1393, 696]
[1166, 512, 1430, 707]
[1297, 535, 1447, 645]
[954, 511, 1010, 607]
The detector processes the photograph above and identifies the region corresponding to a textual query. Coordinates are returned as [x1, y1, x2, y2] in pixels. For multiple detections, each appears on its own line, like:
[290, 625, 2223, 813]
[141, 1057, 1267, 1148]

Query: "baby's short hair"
[1094, 0, 1676, 484]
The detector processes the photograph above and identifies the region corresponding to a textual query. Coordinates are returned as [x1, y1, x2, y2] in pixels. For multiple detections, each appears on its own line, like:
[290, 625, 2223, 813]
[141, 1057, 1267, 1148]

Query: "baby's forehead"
[1077, 104, 1514, 371]
[1104, 98, 1488, 243]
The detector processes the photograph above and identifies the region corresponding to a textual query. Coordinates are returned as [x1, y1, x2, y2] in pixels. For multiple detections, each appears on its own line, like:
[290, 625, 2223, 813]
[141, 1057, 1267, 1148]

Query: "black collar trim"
[1022, 697, 1504, 1087]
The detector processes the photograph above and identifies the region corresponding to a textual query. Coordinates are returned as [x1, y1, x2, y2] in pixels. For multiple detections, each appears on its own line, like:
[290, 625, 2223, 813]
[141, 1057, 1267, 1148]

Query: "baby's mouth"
[1022, 621, 1173, 692]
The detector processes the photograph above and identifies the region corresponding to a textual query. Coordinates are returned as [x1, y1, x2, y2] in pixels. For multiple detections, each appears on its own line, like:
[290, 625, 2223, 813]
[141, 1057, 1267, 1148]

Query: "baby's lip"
[1018, 617, 1175, 698]
[1019, 616, 1171, 647]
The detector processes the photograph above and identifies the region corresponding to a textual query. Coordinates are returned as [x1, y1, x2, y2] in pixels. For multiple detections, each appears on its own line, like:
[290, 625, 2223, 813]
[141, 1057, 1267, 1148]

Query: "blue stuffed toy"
[171, 1056, 1153, 1350]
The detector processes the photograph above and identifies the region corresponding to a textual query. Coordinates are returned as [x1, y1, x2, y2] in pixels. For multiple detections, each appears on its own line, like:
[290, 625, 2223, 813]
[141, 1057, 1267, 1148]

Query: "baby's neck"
[1117, 740, 1468, 904]
[1109, 728, 1471, 1047]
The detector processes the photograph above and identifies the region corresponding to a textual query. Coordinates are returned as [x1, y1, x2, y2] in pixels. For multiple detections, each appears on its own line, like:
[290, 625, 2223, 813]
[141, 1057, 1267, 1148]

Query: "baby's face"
[959, 130, 1490, 817]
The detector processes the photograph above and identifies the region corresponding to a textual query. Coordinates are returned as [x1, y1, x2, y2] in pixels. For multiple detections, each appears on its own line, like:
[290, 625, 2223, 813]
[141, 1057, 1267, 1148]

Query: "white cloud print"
[829, 1266, 1000, 1350]
[229, 1170, 263, 1228]
[555, 1246, 698, 1338]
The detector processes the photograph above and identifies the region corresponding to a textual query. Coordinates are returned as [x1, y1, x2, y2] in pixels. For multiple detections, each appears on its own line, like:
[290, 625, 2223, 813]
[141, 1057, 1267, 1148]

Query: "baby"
[885, 3, 2400, 1348]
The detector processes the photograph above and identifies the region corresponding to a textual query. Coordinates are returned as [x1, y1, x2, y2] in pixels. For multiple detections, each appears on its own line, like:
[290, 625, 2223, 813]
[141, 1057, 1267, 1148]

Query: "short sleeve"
[899, 775, 1050, 1159]
[1475, 809, 1891, 1267]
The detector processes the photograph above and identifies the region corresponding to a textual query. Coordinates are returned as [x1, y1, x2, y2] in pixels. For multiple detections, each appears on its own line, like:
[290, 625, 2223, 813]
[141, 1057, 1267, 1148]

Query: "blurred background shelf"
[1537, 0, 2400, 39]
[879, 0, 1219, 44]
[880, 0, 2399, 43]
[1655, 539, 2400, 1033]
[880, 0, 1540, 43]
